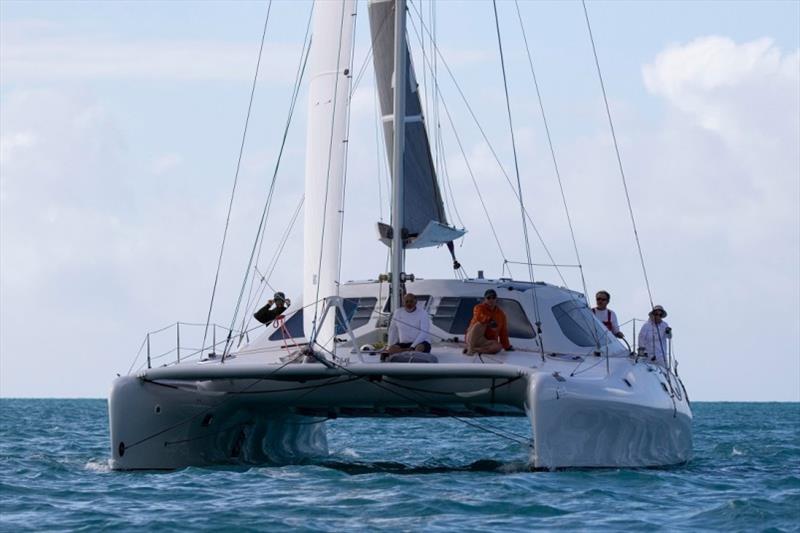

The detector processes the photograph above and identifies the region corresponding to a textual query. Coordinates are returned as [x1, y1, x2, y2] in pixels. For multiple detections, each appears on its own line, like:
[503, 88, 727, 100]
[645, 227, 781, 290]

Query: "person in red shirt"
[465, 289, 514, 354]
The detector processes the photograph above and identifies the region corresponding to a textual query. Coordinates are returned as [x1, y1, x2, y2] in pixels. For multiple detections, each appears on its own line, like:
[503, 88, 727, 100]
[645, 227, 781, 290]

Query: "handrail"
[135, 322, 253, 373]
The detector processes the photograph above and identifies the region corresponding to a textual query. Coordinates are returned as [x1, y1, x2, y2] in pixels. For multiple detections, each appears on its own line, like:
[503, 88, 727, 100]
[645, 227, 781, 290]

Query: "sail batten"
[368, 0, 465, 247]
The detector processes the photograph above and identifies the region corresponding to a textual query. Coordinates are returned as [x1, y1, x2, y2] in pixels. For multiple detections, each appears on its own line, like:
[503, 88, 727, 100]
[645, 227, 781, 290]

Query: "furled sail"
[303, 0, 357, 349]
[368, 0, 466, 249]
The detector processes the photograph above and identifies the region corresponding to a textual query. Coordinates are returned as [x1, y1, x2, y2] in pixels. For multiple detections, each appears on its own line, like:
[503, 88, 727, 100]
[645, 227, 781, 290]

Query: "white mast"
[390, 0, 407, 315]
[303, 0, 356, 351]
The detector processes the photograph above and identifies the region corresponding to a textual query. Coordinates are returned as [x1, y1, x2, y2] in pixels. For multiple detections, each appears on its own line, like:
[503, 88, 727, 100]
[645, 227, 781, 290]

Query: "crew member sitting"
[385, 293, 432, 355]
[254, 291, 290, 326]
[592, 290, 625, 339]
[465, 289, 513, 355]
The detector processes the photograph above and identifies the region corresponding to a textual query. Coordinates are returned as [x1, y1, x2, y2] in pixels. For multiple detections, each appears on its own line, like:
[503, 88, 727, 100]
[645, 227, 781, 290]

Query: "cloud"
[0, 19, 304, 84]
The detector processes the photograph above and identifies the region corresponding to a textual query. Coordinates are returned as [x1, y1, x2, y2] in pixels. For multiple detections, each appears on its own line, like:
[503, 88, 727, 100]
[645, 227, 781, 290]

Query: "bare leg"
[386, 344, 405, 355]
[478, 340, 503, 355]
[465, 323, 487, 354]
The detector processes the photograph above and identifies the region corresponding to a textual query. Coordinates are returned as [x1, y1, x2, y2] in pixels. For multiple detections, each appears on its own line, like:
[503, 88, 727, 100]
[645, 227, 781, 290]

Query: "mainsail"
[368, 0, 466, 249]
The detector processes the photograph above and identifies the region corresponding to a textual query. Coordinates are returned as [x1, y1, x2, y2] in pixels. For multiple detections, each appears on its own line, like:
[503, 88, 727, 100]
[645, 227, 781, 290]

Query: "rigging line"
[201, 1, 273, 356]
[406, 15, 505, 260]
[491, 0, 544, 340]
[374, 88, 385, 221]
[239, 11, 315, 332]
[581, 0, 654, 307]
[514, 0, 588, 298]
[226, 13, 314, 351]
[310, 0, 350, 343]
[242, 195, 305, 333]
[311, 341, 531, 447]
[405, 10, 568, 287]
[350, 2, 392, 96]
[438, 133, 465, 230]
[336, 1, 361, 292]
[437, 92, 507, 260]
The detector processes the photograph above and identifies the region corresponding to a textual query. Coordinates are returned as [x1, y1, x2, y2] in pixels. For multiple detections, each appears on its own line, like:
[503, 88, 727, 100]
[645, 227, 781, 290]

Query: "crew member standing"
[592, 290, 624, 339]
[637, 305, 672, 367]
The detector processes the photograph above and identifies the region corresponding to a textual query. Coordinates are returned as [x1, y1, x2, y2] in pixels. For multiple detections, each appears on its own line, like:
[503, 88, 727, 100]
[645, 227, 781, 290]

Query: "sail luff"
[369, 0, 465, 249]
[303, 0, 356, 350]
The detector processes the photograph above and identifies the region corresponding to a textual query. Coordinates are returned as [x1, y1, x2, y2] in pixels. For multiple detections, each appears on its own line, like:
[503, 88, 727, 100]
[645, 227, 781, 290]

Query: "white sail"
[303, 0, 356, 350]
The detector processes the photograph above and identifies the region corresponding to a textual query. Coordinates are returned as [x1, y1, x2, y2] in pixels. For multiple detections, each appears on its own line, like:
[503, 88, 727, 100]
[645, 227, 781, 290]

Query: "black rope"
[581, 0, 655, 308]
[201, 1, 273, 357]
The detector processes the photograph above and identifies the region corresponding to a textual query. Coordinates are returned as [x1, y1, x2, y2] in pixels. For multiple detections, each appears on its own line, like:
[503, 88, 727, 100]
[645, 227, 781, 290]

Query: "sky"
[1, 0, 798, 400]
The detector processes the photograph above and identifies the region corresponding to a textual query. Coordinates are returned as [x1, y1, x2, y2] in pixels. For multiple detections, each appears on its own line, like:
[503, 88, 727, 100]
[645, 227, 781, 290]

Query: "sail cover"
[368, 0, 465, 248]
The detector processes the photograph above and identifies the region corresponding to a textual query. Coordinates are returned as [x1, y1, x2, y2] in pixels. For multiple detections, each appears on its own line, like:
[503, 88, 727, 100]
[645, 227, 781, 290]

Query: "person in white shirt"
[386, 293, 431, 354]
[637, 305, 672, 366]
[592, 290, 624, 339]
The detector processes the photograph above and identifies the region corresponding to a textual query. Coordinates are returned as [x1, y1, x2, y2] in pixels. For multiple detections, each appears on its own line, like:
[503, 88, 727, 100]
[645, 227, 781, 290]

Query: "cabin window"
[433, 297, 481, 335]
[498, 299, 536, 338]
[267, 297, 377, 341]
[340, 297, 378, 331]
[551, 300, 610, 348]
[432, 297, 535, 338]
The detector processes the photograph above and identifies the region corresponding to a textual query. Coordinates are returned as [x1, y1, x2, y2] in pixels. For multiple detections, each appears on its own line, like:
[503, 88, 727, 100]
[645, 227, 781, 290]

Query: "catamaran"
[109, 0, 692, 470]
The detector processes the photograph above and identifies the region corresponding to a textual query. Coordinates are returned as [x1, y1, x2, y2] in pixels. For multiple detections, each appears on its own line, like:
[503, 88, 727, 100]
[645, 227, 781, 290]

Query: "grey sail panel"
[369, 0, 464, 246]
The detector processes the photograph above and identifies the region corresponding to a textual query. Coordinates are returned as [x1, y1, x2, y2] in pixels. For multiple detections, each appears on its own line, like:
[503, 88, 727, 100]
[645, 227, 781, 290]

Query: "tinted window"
[496, 299, 535, 338]
[551, 300, 610, 348]
[267, 297, 377, 342]
[432, 297, 481, 335]
[337, 297, 377, 332]
[433, 297, 535, 338]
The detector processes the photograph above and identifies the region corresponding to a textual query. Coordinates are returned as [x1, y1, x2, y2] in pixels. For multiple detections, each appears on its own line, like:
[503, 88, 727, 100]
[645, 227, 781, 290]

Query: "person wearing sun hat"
[637, 305, 672, 366]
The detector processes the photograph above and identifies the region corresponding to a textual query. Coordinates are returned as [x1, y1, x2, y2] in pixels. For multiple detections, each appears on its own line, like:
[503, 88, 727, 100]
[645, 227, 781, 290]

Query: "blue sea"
[0, 400, 798, 531]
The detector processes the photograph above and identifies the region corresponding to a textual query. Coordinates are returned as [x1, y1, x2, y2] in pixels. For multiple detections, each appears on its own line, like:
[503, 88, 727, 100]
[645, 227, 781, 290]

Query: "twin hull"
[109, 358, 692, 470]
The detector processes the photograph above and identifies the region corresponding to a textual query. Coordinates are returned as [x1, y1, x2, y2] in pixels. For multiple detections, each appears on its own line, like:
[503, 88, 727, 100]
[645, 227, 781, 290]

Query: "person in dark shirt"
[254, 291, 290, 325]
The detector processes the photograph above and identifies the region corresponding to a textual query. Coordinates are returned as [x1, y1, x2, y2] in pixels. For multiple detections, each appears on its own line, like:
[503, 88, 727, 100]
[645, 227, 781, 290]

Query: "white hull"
[109, 351, 691, 470]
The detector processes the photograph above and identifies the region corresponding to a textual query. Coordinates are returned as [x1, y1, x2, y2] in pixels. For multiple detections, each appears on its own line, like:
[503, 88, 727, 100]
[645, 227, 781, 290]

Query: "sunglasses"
[485, 295, 497, 300]
[596, 297, 608, 301]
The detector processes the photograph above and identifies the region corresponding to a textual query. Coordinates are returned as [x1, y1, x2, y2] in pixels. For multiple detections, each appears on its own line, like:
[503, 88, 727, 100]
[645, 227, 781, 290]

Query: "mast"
[303, 0, 356, 351]
[390, 0, 407, 315]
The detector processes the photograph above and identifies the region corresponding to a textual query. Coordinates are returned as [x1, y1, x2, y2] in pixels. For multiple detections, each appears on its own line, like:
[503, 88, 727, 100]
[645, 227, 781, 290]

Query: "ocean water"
[0, 400, 798, 531]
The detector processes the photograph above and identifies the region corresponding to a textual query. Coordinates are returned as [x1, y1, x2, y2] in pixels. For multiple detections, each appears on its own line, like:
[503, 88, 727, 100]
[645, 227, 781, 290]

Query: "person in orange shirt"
[465, 289, 514, 354]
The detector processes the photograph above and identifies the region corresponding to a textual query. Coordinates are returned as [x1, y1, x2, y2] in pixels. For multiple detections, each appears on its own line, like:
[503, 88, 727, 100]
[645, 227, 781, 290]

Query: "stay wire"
[242, 195, 305, 334]
[514, 0, 588, 298]
[201, 1, 273, 357]
[336, 2, 361, 293]
[491, 0, 544, 349]
[227, 7, 314, 354]
[581, 0, 654, 308]
[238, 7, 315, 335]
[406, 8, 567, 287]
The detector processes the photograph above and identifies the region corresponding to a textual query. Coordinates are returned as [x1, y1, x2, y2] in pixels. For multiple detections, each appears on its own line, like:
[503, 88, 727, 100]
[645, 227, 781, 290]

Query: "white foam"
[84, 459, 112, 473]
